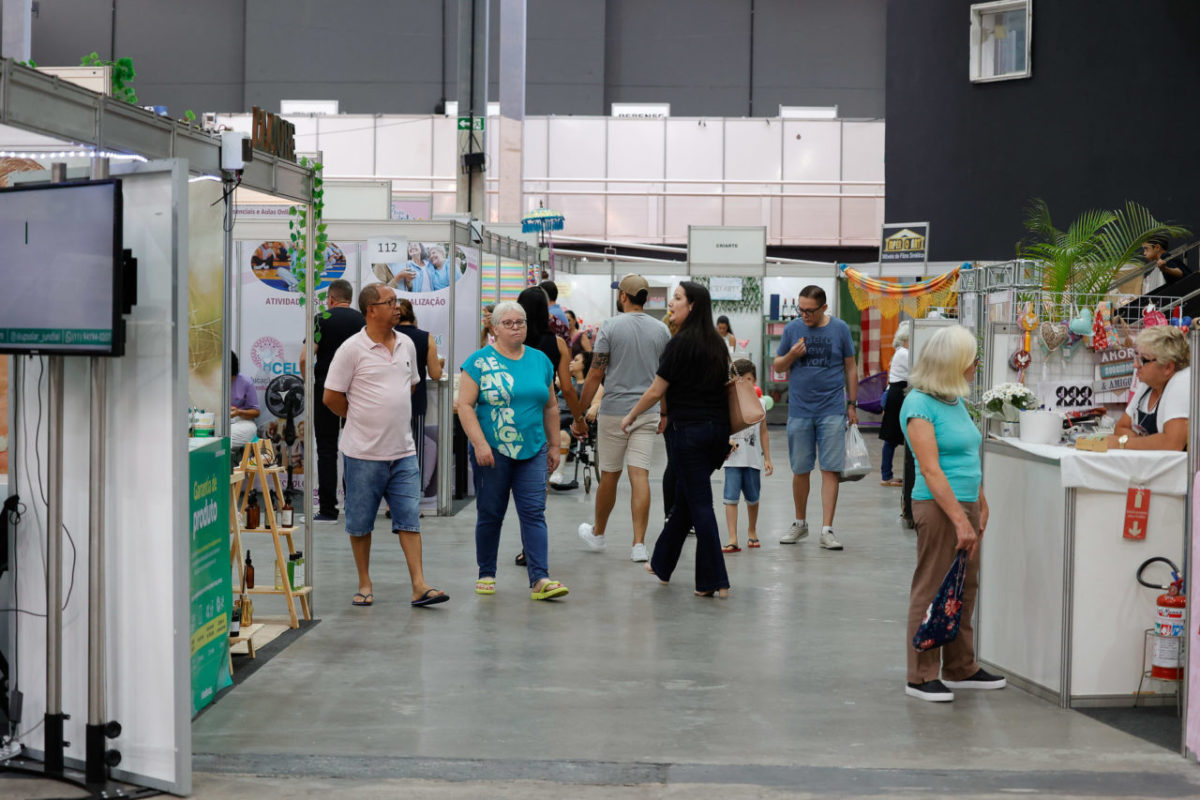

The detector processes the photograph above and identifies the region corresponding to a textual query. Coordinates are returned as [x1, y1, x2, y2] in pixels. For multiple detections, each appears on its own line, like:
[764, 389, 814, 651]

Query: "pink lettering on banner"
[266, 297, 301, 306]
[413, 297, 447, 307]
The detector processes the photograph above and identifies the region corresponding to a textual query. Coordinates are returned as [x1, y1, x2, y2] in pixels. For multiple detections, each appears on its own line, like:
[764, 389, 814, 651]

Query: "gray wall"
[30, 0, 885, 118]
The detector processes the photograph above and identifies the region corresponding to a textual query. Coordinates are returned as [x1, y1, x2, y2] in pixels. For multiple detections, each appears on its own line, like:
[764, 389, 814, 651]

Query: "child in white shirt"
[723, 360, 773, 551]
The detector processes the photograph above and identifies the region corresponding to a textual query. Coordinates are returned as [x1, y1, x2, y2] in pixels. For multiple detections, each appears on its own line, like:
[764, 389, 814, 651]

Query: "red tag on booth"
[1123, 487, 1150, 540]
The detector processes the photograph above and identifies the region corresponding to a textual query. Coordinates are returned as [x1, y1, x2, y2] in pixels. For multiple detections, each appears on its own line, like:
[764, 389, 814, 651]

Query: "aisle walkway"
[170, 431, 1200, 798]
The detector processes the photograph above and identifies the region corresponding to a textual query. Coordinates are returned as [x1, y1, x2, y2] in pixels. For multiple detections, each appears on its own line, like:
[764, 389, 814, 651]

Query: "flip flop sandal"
[411, 588, 449, 607]
[475, 578, 496, 595]
[352, 592, 374, 606]
[747, 539, 761, 548]
[531, 579, 569, 600]
[722, 544, 741, 553]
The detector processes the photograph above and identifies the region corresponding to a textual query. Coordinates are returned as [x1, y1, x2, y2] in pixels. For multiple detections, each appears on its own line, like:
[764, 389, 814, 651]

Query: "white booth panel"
[841, 197, 885, 244]
[724, 197, 772, 230]
[316, 115, 376, 176]
[430, 116, 459, 216]
[376, 116, 436, 185]
[608, 194, 657, 240]
[559, 274, 616, 326]
[547, 118, 606, 236]
[783, 121, 841, 181]
[665, 197, 722, 242]
[607, 118, 665, 178]
[782, 197, 840, 244]
[288, 116, 318, 154]
[1070, 489, 1185, 697]
[724, 119, 781, 179]
[323, 180, 391, 220]
[522, 118, 549, 195]
[841, 121, 886, 182]
[980, 449, 1066, 694]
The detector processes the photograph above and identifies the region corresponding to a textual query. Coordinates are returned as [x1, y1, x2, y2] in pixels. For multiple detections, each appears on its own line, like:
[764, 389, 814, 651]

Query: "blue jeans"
[881, 441, 898, 481]
[470, 444, 550, 587]
[650, 420, 732, 593]
[342, 455, 421, 535]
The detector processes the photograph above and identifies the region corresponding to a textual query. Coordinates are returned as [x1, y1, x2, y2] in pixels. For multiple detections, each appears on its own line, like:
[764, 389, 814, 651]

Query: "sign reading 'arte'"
[879, 222, 930, 265]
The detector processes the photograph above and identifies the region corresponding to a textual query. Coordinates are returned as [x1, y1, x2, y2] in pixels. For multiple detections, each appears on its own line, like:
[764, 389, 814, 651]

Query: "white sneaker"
[548, 468, 566, 486]
[578, 522, 606, 551]
[631, 543, 649, 562]
[779, 521, 809, 544]
[819, 529, 844, 550]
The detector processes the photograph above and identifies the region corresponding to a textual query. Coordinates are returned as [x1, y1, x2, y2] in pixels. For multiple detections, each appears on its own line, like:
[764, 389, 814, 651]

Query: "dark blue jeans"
[881, 441, 898, 481]
[650, 419, 732, 593]
[470, 444, 550, 587]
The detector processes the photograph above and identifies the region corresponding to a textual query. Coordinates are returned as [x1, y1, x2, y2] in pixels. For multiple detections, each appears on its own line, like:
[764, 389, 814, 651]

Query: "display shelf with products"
[232, 440, 311, 629]
[761, 315, 792, 422]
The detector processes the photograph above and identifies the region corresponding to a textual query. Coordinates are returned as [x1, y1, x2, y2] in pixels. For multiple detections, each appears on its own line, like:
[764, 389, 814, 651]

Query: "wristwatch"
[1118, 434, 1129, 449]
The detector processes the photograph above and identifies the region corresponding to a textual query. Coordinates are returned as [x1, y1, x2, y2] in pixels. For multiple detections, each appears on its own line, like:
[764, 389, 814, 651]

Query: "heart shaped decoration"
[1039, 321, 1068, 352]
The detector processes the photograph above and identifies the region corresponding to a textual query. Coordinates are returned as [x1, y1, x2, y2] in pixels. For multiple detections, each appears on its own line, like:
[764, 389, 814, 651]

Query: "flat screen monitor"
[0, 178, 124, 356]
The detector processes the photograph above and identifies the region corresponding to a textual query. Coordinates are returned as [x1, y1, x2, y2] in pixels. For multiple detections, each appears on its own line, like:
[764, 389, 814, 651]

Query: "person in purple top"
[230, 351, 260, 449]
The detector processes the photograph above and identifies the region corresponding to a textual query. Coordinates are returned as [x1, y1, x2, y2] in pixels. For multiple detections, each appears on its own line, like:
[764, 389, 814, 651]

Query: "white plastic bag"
[840, 424, 871, 482]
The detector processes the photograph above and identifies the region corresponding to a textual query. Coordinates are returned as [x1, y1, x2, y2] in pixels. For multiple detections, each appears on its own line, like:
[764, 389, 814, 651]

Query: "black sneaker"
[905, 679, 954, 702]
[943, 668, 1007, 690]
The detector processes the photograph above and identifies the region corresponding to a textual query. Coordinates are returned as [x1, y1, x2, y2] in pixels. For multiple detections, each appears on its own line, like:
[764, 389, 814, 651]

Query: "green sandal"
[475, 577, 496, 595]
[531, 579, 569, 600]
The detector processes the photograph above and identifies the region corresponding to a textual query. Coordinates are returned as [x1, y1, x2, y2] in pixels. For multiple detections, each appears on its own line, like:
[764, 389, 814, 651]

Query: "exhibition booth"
[953, 261, 1200, 756]
[0, 61, 311, 795]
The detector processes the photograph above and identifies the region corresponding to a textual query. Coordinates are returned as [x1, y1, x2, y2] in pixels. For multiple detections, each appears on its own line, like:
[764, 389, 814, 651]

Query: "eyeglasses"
[1135, 353, 1158, 364]
[370, 298, 398, 307]
[797, 305, 824, 316]
[497, 319, 527, 329]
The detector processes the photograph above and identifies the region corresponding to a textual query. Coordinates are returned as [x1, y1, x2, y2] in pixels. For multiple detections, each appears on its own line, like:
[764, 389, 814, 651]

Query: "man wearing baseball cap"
[573, 274, 671, 561]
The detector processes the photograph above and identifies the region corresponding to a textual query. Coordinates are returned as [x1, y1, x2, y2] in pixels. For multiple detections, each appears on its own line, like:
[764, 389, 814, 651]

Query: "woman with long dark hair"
[621, 282, 732, 597]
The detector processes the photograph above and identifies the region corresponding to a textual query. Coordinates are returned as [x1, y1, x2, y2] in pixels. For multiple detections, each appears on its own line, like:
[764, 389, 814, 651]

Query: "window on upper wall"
[970, 1, 1032, 83]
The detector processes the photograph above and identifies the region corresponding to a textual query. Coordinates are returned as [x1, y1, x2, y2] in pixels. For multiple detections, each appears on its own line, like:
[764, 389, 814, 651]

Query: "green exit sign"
[457, 116, 485, 131]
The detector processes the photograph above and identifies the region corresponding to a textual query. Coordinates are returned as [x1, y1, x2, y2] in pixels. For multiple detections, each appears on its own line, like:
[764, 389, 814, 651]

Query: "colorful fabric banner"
[840, 265, 960, 319]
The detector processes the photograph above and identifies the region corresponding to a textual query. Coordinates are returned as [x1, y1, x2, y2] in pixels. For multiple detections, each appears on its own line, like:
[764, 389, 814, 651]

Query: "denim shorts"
[786, 415, 846, 474]
[343, 454, 421, 536]
[722, 466, 761, 505]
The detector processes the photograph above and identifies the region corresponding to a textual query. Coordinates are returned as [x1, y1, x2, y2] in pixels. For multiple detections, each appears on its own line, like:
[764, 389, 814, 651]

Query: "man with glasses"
[323, 282, 448, 608]
[772, 285, 858, 550]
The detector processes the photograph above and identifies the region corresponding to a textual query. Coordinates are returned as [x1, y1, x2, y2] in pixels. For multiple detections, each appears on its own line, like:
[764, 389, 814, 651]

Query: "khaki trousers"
[906, 499, 982, 684]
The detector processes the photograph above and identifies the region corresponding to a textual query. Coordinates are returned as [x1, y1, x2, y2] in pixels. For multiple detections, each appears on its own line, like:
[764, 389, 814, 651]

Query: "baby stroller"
[550, 418, 600, 494]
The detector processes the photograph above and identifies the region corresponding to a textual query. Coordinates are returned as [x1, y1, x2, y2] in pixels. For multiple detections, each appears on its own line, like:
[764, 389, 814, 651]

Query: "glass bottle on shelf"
[244, 550, 255, 589]
[280, 492, 294, 527]
[246, 491, 260, 530]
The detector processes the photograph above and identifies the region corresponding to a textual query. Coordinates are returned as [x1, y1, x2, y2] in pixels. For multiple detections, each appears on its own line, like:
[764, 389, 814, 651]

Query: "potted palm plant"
[1017, 199, 1190, 316]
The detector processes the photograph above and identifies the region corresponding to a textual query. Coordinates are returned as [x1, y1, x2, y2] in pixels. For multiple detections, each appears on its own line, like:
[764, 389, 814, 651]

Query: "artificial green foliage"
[693, 275, 763, 313]
[80, 52, 137, 104]
[1017, 198, 1190, 301]
[184, 110, 196, 123]
[16, 59, 37, 68]
[289, 157, 329, 332]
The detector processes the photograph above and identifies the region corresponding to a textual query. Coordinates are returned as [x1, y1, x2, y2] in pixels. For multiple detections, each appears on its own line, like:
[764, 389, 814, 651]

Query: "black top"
[532, 331, 561, 379]
[313, 306, 365, 381]
[657, 338, 728, 424]
[396, 324, 431, 416]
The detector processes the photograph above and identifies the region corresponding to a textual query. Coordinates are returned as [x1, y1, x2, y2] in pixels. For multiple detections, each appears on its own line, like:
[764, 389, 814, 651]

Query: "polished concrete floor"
[15, 431, 1199, 798]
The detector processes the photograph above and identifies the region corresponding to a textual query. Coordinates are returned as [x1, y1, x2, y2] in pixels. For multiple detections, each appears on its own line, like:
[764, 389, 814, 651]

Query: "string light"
[0, 149, 146, 162]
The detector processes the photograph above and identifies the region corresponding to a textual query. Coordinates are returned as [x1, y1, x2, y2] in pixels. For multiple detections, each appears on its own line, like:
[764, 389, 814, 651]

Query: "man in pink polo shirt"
[323, 282, 448, 608]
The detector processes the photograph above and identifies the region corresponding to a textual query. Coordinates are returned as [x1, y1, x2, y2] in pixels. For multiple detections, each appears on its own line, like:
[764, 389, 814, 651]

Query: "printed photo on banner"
[368, 237, 469, 294]
[249, 240, 348, 293]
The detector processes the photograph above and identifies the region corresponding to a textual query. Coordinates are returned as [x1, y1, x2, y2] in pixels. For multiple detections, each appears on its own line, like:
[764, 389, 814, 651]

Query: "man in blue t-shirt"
[772, 285, 858, 551]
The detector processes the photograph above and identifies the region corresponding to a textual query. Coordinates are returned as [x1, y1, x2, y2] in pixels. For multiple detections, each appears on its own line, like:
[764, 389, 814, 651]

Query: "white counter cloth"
[992, 436, 1187, 496]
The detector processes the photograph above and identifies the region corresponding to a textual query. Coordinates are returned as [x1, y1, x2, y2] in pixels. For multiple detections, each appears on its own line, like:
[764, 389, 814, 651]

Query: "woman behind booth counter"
[716, 315, 736, 350]
[900, 325, 1005, 703]
[230, 351, 260, 449]
[1107, 325, 1190, 451]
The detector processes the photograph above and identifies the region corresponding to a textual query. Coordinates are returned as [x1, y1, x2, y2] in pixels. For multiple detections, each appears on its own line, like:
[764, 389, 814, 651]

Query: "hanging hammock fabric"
[839, 265, 960, 319]
[521, 207, 565, 234]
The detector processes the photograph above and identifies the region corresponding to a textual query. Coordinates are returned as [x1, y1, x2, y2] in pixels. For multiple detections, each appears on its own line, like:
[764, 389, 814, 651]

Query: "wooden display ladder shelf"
[231, 440, 311, 629]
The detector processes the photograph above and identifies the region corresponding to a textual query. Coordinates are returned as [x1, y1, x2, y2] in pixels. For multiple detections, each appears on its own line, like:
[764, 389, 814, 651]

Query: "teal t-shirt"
[462, 344, 554, 460]
[899, 390, 982, 502]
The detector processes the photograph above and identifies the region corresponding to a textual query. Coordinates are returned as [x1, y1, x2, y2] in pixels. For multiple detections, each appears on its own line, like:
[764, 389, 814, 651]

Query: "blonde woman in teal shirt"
[900, 325, 1005, 703]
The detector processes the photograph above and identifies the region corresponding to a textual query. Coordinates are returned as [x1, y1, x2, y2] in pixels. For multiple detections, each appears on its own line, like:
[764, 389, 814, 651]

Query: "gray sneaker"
[779, 521, 809, 544]
[819, 529, 844, 550]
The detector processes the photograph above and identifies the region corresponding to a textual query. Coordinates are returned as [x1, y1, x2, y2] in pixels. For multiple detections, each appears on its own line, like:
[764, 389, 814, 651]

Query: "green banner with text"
[189, 437, 232, 715]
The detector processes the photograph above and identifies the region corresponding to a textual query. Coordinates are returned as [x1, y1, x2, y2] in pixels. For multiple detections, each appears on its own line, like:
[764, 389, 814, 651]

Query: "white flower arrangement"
[982, 382, 1038, 422]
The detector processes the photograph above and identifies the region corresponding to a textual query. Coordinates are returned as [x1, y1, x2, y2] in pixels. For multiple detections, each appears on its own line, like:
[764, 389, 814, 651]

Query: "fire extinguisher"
[1136, 557, 1186, 680]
